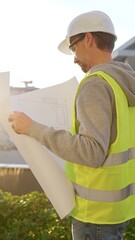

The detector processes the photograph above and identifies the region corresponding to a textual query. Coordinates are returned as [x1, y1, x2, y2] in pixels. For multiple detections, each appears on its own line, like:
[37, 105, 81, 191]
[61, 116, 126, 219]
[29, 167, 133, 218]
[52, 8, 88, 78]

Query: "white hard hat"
[58, 11, 117, 55]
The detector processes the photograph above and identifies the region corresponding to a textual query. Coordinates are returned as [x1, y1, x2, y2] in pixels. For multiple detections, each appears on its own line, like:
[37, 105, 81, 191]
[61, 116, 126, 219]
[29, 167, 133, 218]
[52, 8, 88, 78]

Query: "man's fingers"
[8, 113, 16, 122]
[8, 111, 21, 122]
[8, 111, 32, 134]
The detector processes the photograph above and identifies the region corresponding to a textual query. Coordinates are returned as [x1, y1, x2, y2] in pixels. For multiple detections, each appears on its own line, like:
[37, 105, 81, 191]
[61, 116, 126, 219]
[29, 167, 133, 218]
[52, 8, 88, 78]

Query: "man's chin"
[80, 66, 87, 73]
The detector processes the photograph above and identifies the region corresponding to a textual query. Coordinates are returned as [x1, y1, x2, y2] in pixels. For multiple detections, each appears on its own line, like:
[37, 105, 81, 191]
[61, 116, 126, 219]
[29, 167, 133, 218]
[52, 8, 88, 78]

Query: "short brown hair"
[91, 32, 115, 52]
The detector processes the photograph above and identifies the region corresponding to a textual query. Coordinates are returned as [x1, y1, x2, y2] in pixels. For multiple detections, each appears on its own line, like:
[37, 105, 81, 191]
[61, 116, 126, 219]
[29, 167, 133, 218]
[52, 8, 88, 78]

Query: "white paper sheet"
[11, 77, 78, 169]
[0, 72, 78, 219]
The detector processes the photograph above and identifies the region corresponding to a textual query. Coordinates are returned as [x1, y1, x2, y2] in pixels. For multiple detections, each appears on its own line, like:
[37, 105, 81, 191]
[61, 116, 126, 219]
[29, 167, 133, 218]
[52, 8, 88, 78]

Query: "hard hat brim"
[58, 38, 72, 55]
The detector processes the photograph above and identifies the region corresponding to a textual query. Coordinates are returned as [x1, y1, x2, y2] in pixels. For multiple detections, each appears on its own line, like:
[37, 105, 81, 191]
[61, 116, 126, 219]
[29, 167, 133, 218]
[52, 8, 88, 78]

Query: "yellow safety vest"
[66, 71, 135, 224]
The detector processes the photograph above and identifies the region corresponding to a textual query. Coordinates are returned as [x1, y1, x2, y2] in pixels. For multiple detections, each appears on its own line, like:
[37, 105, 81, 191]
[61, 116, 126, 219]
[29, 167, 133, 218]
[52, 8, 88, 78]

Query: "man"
[9, 11, 135, 240]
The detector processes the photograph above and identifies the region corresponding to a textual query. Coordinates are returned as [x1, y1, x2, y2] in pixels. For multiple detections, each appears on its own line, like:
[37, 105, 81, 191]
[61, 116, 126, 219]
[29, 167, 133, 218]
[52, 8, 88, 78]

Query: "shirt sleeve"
[26, 76, 116, 168]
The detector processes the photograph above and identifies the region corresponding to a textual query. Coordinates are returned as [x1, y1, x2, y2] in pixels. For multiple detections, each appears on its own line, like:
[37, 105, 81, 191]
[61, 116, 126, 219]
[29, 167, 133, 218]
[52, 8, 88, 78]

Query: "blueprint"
[11, 79, 77, 130]
[0, 72, 78, 219]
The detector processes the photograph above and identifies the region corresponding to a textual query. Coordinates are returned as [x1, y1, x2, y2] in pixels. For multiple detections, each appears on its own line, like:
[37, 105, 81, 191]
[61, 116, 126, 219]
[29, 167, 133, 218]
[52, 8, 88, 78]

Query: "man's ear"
[85, 32, 94, 47]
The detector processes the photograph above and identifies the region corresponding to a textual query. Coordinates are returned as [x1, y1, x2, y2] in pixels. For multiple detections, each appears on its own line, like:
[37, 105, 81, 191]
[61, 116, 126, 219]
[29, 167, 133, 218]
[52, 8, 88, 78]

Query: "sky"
[0, 0, 135, 88]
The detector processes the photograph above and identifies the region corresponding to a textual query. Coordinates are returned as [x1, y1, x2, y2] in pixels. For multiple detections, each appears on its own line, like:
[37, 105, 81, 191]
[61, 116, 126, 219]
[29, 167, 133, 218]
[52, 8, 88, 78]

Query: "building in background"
[113, 36, 135, 70]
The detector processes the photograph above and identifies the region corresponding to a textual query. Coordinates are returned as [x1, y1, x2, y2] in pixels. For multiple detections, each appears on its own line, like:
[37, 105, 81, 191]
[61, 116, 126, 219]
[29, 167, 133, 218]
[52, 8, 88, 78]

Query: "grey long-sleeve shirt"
[26, 61, 135, 168]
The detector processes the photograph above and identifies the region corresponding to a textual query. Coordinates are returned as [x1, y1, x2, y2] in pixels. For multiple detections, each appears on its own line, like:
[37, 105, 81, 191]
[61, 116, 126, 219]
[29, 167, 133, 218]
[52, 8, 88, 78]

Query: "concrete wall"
[0, 167, 43, 195]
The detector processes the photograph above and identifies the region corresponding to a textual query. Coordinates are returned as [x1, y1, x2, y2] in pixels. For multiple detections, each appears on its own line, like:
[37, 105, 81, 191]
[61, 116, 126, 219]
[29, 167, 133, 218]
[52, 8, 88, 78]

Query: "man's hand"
[8, 111, 33, 134]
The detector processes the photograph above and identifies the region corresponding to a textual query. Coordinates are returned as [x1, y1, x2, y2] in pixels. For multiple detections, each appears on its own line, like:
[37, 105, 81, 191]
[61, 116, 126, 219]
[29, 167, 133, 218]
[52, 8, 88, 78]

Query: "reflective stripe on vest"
[66, 71, 135, 224]
[73, 182, 135, 202]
